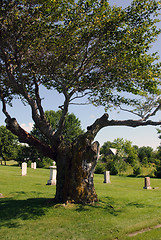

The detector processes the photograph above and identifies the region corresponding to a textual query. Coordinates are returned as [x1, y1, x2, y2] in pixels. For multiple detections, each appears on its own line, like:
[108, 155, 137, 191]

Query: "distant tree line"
[95, 138, 161, 177]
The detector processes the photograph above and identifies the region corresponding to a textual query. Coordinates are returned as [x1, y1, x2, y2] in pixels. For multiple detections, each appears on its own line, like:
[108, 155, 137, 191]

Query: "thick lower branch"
[5, 117, 56, 160]
[86, 113, 161, 141]
[106, 119, 161, 127]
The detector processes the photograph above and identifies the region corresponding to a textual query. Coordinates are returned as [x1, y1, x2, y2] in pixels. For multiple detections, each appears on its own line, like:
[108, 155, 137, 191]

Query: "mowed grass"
[1, 166, 161, 240]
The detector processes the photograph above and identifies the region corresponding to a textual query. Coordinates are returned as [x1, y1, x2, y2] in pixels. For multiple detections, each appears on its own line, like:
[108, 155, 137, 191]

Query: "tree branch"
[5, 117, 56, 160]
[143, 102, 161, 121]
[0, 89, 12, 121]
[0, 49, 21, 93]
[33, 77, 46, 120]
[119, 97, 161, 121]
[54, 90, 70, 141]
[86, 113, 161, 141]
[0, 92, 56, 159]
[1, 48, 57, 144]
[119, 106, 143, 118]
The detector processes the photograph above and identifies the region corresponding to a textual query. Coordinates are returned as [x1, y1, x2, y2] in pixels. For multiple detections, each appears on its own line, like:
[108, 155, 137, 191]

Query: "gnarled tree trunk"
[55, 139, 100, 204]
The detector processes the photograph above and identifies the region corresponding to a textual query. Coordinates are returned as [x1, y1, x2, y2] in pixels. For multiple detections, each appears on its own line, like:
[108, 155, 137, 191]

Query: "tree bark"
[54, 139, 100, 204]
[5, 117, 56, 160]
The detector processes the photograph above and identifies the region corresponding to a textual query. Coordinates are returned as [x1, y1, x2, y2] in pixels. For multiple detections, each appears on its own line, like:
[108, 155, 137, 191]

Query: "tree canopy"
[1, 1, 161, 138]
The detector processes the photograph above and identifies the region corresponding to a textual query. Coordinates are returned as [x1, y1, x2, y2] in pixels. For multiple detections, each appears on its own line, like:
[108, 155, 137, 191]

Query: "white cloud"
[20, 122, 34, 132]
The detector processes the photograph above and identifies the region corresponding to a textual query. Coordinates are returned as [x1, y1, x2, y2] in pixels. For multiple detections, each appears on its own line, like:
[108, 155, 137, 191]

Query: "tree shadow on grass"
[75, 196, 161, 216]
[126, 202, 146, 208]
[0, 197, 54, 228]
[125, 201, 161, 209]
[75, 197, 121, 216]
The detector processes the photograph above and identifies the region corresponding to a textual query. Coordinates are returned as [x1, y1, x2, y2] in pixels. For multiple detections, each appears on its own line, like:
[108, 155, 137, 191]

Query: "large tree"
[0, 0, 161, 203]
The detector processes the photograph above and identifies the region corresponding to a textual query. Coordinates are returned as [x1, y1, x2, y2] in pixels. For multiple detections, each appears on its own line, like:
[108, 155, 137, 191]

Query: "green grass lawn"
[1, 165, 161, 240]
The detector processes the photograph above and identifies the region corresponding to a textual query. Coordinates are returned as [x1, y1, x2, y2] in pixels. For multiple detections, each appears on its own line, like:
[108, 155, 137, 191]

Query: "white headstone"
[104, 171, 111, 183]
[31, 162, 34, 168]
[22, 162, 27, 176]
[33, 162, 36, 169]
[47, 165, 57, 185]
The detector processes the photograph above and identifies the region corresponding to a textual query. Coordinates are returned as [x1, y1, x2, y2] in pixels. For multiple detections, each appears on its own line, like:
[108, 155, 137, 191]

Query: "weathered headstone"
[22, 162, 27, 176]
[143, 177, 152, 189]
[33, 162, 36, 169]
[47, 164, 57, 185]
[104, 171, 111, 183]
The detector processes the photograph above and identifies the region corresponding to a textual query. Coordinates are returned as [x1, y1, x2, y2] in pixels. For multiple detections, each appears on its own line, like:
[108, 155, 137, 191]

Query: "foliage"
[99, 154, 128, 175]
[16, 143, 55, 168]
[99, 138, 160, 176]
[1, 0, 161, 113]
[94, 161, 106, 174]
[100, 138, 139, 173]
[138, 146, 154, 164]
[101, 138, 138, 164]
[0, 126, 19, 163]
[155, 137, 161, 162]
[101, 138, 134, 155]
[32, 110, 84, 143]
[154, 149, 161, 178]
[15, 144, 53, 167]
[155, 162, 161, 178]
[16, 145, 37, 164]
[36, 156, 53, 168]
[133, 165, 141, 176]
[152, 133, 161, 178]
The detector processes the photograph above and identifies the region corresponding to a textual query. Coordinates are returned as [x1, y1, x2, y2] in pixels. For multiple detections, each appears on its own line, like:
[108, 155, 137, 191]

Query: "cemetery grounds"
[1, 164, 161, 239]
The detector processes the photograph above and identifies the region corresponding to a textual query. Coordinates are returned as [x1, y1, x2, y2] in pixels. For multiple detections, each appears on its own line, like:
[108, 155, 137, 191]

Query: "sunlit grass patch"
[1, 165, 161, 240]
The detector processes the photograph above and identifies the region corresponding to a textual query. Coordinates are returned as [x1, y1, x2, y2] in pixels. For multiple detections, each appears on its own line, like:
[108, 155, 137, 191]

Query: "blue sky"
[0, 0, 161, 149]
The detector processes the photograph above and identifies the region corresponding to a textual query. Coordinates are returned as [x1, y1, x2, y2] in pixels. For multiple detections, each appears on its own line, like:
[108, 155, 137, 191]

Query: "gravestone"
[22, 162, 27, 176]
[104, 171, 111, 183]
[31, 162, 36, 169]
[47, 163, 57, 185]
[33, 162, 36, 169]
[143, 177, 152, 189]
